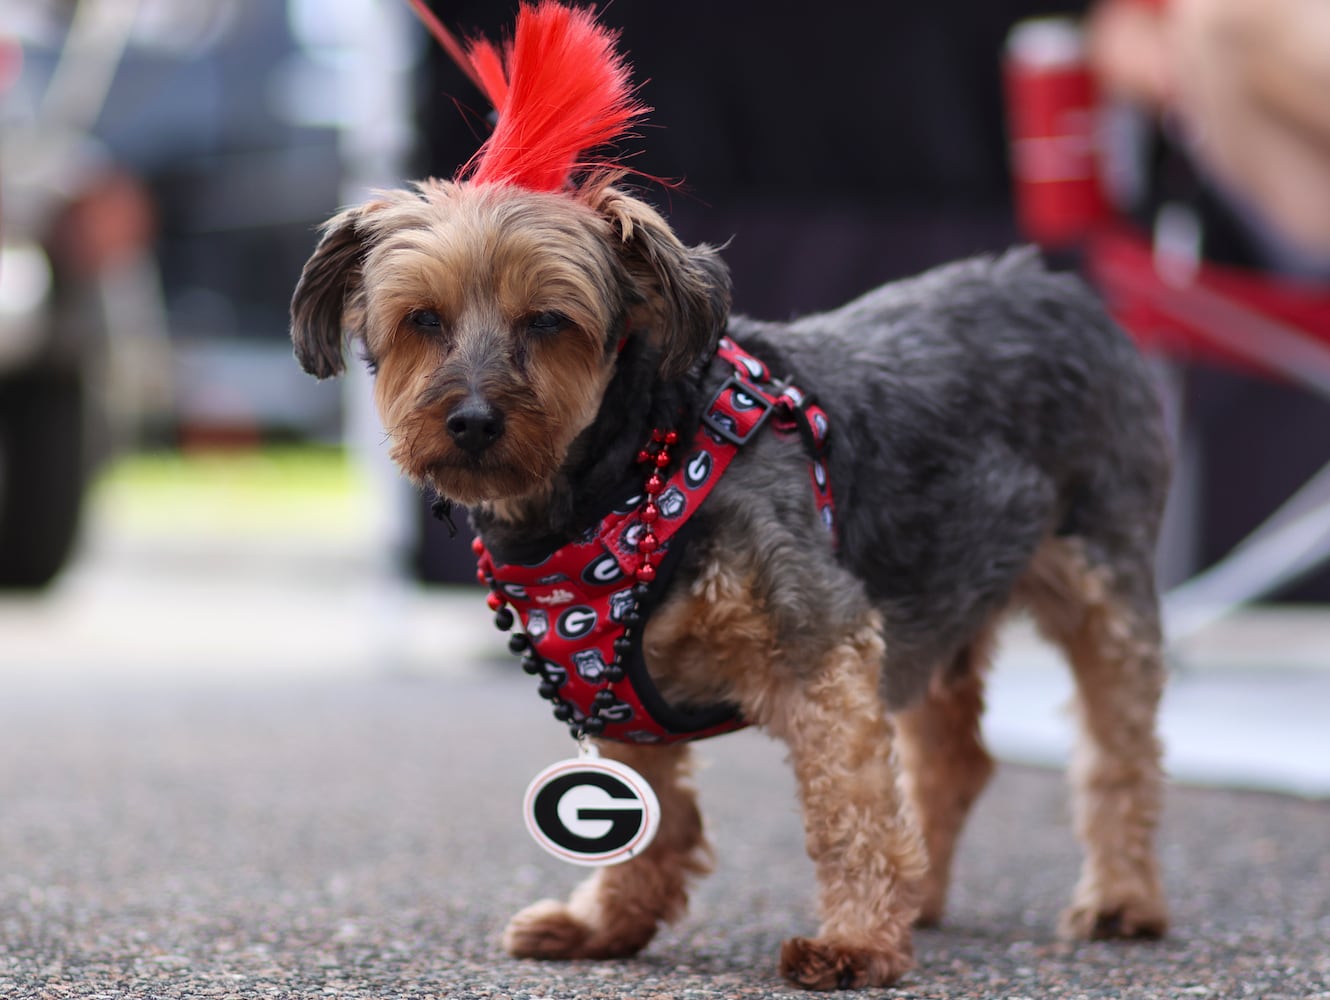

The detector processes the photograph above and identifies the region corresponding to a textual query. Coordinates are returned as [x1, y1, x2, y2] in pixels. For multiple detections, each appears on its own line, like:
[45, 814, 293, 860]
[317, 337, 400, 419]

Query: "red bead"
[471, 537, 485, 555]
[651, 429, 665, 443]
[486, 592, 505, 611]
[639, 532, 658, 553]
[642, 503, 659, 523]
[475, 570, 487, 584]
[635, 563, 656, 583]
[637, 449, 652, 465]
[654, 450, 670, 468]
[646, 475, 664, 495]
[664, 431, 679, 445]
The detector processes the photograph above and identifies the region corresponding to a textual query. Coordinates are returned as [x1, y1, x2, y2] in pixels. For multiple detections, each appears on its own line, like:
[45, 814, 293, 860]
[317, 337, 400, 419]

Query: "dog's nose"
[446, 398, 506, 455]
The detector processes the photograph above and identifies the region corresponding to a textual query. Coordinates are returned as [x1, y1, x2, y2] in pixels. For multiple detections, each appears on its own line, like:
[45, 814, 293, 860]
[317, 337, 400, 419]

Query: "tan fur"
[641, 558, 928, 989]
[1017, 537, 1169, 940]
[354, 184, 623, 505]
[894, 636, 997, 927]
[512, 553, 930, 987]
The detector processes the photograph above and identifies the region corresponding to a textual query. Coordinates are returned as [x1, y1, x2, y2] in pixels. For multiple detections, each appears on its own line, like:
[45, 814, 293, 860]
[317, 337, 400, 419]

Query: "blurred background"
[2, 0, 1329, 792]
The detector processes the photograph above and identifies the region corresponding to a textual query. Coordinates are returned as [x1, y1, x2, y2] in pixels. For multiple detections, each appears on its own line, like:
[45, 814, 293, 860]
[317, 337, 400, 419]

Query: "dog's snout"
[446, 398, 506, 455]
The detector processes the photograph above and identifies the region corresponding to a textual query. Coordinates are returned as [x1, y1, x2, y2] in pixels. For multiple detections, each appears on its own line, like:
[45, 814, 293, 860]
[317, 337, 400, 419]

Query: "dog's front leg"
[503, 741, 711, 960]
[769, 623, 928, 990]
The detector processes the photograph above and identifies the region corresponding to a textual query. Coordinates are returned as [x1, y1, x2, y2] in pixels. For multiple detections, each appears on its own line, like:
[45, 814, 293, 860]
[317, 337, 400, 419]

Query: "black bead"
[592, 689, 617, 709]
[538, 679, 562, 700]
[493, 607, 515, 631]
[633, 583, 651, 599]
[553, 703, 573, 722]
[613, 636, 632, 657]
[521, 655, 542, 675]
[624, 610, 643, 626]
[604, 665, 625, 683]
[581, 716, 606, 735]
[508, 633, 530, 654]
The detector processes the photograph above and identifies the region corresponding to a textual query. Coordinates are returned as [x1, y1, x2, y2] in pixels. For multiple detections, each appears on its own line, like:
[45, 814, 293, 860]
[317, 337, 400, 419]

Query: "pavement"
[2, 465, 1329, 998]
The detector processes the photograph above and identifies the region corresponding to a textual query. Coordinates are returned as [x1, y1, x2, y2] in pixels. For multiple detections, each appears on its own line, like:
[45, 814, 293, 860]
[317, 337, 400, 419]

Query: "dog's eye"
[407, 309, 443, 331]
[527, 311, 569, 335]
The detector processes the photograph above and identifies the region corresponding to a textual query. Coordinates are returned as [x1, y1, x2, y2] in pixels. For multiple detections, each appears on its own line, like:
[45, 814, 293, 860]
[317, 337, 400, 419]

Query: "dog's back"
[731, 249, 1171, 704]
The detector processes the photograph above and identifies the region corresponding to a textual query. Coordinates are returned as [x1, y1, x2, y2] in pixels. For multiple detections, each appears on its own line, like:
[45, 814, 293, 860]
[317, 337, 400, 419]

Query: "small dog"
[290, 4, 1170, 989]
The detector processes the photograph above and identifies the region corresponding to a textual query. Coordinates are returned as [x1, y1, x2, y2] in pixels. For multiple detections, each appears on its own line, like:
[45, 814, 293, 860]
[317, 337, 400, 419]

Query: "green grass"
[91, 445, 377, 539]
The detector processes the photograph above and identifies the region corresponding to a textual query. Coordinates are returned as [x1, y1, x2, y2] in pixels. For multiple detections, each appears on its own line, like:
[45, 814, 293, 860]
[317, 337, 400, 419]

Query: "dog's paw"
[503, 898, 660, 960]
[502, 899, 592, 959]
[779, 935, 913, 991]
[1059, 893, 1168, 941]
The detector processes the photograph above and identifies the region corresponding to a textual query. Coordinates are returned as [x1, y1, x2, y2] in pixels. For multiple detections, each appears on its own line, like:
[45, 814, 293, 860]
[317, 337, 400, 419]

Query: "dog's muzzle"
[447, 397, 506, 455]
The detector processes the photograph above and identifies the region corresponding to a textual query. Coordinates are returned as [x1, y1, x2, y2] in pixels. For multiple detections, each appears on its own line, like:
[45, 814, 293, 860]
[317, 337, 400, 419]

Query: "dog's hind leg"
[894, 629, 998, 927]
[766, 616, 929, 990]
[502, 741, 711, 960]
[1020, 536, 1169, 940]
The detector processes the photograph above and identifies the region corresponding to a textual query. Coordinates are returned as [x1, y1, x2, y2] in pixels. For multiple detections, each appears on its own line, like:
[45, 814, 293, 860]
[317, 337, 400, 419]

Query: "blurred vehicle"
[0, 3, 171, 588]
[0, 0, 358, 587]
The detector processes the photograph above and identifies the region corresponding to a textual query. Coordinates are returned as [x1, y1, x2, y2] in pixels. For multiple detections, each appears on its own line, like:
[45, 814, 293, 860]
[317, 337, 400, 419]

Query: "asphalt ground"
[3, 453, 1328, 998]
[2, 667, 1328, 1000]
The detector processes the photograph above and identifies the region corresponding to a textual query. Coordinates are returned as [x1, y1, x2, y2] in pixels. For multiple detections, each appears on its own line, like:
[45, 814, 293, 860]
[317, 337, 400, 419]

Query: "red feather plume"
[407, 1, 648, 193]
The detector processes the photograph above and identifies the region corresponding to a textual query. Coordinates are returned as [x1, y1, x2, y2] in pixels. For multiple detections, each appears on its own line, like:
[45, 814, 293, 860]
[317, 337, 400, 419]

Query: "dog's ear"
[597, 189, 732, 379]
[290, 205, 370, 379]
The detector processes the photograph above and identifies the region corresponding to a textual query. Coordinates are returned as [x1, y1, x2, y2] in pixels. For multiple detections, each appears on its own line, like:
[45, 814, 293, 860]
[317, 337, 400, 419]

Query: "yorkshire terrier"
[290, 3, 1170, 990]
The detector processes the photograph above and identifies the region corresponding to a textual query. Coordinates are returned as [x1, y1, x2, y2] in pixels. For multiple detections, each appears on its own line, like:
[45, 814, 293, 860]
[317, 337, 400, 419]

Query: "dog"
[289, 3, 1170, 989]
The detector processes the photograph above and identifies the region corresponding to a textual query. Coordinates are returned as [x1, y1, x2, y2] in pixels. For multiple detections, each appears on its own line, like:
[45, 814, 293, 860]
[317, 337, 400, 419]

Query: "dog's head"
[290, 179, 730, 505]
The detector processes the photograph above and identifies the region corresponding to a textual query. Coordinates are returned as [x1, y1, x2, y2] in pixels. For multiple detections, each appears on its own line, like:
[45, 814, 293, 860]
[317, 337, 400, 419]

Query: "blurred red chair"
[1006, 14, 1330, 636]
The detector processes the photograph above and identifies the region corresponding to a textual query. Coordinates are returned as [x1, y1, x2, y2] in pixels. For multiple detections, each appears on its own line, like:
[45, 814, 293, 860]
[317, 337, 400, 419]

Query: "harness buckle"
[701, 373, 774, 446]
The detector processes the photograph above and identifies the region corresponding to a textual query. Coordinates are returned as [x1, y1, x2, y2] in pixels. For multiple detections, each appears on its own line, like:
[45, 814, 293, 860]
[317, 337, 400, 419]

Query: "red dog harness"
[475, 338, 836, 744]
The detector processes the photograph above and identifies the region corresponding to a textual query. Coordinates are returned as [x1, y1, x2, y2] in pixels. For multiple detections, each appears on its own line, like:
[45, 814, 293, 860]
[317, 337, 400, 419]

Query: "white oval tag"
[523, 756, 660, 867]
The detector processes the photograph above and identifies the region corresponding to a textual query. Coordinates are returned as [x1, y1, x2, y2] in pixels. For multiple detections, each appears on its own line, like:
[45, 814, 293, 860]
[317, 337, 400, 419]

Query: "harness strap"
[712, 337, 838, 544]
[478, 337, 837, 744]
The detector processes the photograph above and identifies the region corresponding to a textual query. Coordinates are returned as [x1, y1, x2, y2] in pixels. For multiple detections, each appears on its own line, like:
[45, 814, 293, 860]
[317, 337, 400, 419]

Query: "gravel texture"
[2, 669, 1328, 999]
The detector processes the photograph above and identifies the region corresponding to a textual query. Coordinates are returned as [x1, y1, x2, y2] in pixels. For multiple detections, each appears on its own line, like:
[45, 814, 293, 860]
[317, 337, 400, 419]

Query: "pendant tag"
[522, 752, 660, 867]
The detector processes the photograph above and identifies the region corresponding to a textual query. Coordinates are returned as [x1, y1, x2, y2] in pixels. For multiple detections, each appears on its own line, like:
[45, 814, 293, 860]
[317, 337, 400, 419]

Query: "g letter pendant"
[523, 744, 660, 866]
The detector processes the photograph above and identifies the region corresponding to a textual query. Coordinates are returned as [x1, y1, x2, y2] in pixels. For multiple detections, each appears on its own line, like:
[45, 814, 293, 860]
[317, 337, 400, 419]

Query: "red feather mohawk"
[405, 0, 649, 194]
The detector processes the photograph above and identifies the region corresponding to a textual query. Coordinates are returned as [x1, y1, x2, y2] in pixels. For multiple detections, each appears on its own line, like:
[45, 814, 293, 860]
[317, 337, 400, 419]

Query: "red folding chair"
[1007, 16, 1330, 638]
